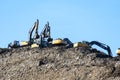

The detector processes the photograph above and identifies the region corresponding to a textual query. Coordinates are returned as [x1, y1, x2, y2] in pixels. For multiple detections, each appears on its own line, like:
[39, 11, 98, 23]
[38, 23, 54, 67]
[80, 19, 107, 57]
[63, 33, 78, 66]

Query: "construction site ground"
[0, 46, 120, 80]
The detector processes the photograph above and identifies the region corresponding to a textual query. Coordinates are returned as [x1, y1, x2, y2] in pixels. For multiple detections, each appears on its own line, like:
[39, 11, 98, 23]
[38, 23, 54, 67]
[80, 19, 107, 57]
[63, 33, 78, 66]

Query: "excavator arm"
[39, 21, 52, 47]
[28, 19, 39, 44]
[88, 41, 112, 57]
[40, 22, 51, 38]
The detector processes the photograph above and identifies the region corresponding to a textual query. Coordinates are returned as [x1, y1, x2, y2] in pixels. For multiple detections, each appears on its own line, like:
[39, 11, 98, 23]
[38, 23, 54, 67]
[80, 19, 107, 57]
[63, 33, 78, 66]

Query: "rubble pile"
[0, 46, 120, 80]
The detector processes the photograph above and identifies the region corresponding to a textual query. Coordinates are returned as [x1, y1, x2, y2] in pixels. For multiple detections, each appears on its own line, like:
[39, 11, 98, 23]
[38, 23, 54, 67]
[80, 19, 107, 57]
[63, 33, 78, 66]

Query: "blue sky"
[0, 0, 120, 56]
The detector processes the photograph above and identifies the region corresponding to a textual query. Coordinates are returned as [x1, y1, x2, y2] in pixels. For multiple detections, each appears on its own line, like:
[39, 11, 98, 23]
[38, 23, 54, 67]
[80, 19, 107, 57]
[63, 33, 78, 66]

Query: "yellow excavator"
[21, 19, 40, 47]
[31, 21, 53, 48]
[8, 19, 39, 48]
[116, 48, 120, 56]
[52, 38, 73, 48]
[73, 42, 89, 48]
[73, 41, 112, 57]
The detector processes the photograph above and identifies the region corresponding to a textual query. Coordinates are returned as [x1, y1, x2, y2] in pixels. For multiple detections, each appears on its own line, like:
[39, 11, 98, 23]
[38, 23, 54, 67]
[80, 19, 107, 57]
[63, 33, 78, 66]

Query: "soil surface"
[0, 46, 120, 80]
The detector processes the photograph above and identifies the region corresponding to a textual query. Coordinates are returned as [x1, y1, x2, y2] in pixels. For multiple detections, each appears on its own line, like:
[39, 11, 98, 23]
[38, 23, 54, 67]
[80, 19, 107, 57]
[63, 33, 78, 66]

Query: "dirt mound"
[0, 46, 120, 80]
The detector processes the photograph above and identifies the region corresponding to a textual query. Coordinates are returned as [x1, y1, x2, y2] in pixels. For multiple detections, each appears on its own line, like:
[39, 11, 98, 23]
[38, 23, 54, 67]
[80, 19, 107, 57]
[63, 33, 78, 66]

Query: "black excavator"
[8, 40, 20, 49]
[74, 41, 112, 57]
[8, 19, 53, 49]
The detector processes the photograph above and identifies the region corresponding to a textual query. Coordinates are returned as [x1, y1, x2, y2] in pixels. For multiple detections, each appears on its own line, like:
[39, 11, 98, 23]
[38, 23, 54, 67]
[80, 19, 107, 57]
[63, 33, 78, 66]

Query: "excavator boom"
[28, 19, 39, 44]
[88, 41, 112, 57]
[40, 22, 50, 38]
[39, 21, 52, 47]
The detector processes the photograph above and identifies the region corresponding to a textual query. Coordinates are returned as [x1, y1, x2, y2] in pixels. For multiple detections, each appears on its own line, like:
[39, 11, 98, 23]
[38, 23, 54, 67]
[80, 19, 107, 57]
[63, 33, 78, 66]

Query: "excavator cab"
[116, 48, 120, 56]
[52, 38, 66, 45]
[8, 40, 20, 49]
[52, 38, 73, 48]
[73, 42, 89, 48]
[20, 41, 29, 46]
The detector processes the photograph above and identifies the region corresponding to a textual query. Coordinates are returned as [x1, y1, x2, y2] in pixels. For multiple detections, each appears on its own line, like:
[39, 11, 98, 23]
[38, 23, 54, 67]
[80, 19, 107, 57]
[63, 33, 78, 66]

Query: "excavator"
[20, 19, 40, 47]
[73, 41, 112, 57]
[116, 48, 120, 56]
[52, 38, 73, 48]
[8, 19, 39, 48]
[8, 19, 53, 49]
[31, 21, 53, 48]
[8, 40, 20, 49]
